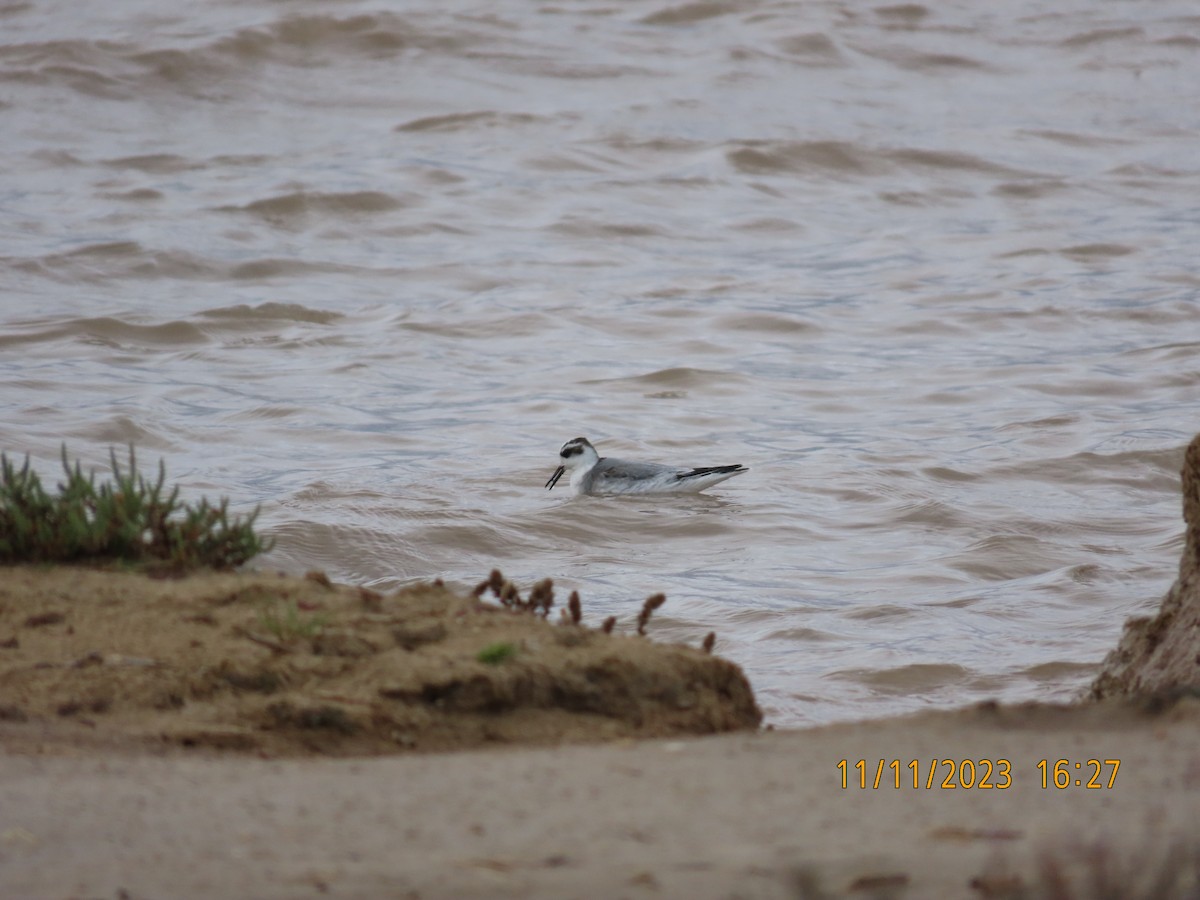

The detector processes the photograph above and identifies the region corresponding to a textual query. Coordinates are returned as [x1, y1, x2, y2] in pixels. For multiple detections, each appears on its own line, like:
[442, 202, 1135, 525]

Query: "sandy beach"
[3, 699, 1199, 899]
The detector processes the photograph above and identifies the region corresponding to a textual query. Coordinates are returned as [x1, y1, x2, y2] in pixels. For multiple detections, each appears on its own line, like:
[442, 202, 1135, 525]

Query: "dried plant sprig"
[0, 445, 271, 570]
[474, 570, 563, 616]
[500, 581, 520, 605]
[568, 591, 582, 625]
[637, 593, 666, 636]
[528, 578, 554, 617]
[602, 616, 616, 634]
[473, 568, 506, 598]
[702, 632, 716, 654]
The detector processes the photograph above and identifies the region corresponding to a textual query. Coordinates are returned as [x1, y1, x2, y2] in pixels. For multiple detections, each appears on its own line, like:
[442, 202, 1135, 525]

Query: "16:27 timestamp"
[1037, 758, 1120, 789]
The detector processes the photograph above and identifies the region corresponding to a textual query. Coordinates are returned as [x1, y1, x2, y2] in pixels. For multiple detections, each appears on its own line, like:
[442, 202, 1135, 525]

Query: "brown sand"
[2, 567, 1199, 898]
[0, 566, 759, 757]
[2, 700, 1198, 898]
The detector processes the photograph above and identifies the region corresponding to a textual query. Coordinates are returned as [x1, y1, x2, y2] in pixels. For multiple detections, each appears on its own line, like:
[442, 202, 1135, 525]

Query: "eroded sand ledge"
[0, 567, 760, 756]
[4, 440, 1200, 898]
[1090, 432, 1200, 702]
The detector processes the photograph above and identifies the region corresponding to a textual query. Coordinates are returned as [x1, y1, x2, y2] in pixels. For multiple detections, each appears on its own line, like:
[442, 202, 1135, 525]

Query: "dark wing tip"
[674, 464, 747, 481]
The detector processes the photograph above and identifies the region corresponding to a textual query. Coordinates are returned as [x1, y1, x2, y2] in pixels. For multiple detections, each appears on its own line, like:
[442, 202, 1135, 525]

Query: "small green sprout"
[258, 599, 330, 642]
[477, 641, 518, 665]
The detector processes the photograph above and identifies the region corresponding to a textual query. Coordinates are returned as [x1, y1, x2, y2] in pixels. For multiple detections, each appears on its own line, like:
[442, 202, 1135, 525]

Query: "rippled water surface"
[2, 0, 1197, 725]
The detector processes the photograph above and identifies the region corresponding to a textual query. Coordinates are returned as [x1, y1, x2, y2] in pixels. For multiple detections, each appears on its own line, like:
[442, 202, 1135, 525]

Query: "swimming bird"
[545, 437, 747, 496]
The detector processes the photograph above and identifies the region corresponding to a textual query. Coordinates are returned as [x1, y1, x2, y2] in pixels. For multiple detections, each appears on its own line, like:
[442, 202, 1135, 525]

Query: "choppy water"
[2, 0, 1196, 725]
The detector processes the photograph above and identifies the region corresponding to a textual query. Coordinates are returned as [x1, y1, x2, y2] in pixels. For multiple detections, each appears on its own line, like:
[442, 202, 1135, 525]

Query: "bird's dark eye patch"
[561, 445, 584, 458]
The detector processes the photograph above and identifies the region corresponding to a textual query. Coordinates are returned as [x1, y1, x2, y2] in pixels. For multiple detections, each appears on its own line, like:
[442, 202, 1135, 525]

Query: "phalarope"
[545, 437, 747, 496]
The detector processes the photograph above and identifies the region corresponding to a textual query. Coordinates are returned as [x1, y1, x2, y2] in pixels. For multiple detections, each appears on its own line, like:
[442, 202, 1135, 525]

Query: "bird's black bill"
[545, 465, 565, 489]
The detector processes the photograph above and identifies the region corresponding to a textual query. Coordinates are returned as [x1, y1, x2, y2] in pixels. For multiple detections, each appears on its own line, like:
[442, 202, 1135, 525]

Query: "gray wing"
[588, 457, 678, 484]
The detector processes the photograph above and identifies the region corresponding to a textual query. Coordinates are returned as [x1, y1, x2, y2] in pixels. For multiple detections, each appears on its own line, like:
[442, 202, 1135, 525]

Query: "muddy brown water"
[1, 0, 1196, 725]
